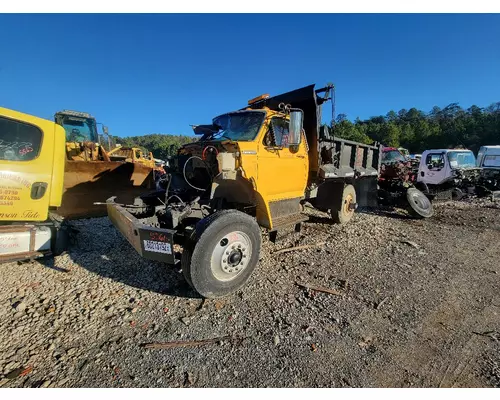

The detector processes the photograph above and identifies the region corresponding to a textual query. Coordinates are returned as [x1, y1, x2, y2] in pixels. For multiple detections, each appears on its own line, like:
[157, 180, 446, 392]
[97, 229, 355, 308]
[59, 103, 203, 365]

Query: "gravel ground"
[1, 199, 499, 388]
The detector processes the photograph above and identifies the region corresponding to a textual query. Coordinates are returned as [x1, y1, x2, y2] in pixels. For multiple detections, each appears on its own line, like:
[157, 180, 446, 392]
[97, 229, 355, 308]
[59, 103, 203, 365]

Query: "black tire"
[181, 210, 262, 298]
[406, 188, 433, 218]
[331, 184, 356, 224]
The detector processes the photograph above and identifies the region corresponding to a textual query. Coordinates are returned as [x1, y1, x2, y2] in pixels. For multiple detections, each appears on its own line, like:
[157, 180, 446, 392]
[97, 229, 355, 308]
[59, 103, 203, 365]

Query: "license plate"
[143, 240, 172, 254]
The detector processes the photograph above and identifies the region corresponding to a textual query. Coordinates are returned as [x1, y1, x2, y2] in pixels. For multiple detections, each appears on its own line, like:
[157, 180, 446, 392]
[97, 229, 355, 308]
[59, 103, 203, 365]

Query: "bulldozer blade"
[57, 161, 155, 220]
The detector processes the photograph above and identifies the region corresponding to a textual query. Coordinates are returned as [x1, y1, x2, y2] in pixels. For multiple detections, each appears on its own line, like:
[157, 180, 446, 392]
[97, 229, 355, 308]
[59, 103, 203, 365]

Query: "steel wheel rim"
[344, 194, 354, 215]
[210, 231, 252, 282]
[410, 191, 431, 210]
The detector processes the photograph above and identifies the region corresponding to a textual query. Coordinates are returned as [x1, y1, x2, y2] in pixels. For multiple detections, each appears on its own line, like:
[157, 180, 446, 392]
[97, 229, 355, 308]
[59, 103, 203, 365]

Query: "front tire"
[181, 210, 261, 298]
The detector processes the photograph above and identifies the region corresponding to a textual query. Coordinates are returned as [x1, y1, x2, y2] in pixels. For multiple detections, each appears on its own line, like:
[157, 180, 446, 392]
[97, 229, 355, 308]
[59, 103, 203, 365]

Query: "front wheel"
[181, 210, 262, 298]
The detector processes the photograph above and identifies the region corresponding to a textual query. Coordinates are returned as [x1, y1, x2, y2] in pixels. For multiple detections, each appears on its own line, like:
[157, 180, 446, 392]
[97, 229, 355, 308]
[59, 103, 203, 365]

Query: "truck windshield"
[447, 151, 476, 169]
[59, 116, 99, 143]
[382, 150, 406, 164]
[483, 155, 500, 167]
[210, 111, 265, 141]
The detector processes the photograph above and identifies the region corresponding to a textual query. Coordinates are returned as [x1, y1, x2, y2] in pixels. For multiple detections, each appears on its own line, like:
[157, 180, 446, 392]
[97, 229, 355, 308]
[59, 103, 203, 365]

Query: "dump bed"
[316, 133, 381, 180]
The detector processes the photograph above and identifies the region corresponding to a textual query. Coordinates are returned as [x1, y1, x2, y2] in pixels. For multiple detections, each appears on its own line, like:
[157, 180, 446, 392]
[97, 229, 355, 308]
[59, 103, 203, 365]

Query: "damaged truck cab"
[107, 84, 381, 298]
[416, 149, 480, 200]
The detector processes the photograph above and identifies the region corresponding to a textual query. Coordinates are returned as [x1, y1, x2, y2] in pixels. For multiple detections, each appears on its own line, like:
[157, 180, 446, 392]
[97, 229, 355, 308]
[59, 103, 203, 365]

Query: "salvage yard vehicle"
[108, 145, 156, 170]
[55, 110, 155, 219]
[107, 83, 382, 298]
[416, 149, 480, 200]
[476, 145, 500, 199]
[378, 147, 433, 218]
[398, 147, 410, 160]
[0, 107, 69, 263]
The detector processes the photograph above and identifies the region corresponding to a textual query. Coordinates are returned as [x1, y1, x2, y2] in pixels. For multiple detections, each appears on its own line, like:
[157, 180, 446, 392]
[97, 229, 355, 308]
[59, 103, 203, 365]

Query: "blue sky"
[1, 14, 499, 137]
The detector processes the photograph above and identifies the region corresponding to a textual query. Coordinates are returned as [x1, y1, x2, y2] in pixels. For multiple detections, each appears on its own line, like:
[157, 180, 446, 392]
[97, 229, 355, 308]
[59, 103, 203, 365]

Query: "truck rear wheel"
[181, 210, 261, 298]
[331, 184, 356, 224]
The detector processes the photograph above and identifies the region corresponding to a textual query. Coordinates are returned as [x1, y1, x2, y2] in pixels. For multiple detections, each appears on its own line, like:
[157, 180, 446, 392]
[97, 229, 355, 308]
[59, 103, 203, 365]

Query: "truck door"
[257, 117, 308, 201]
[418, 152, 447, 185]
[0, 108, 58, 221]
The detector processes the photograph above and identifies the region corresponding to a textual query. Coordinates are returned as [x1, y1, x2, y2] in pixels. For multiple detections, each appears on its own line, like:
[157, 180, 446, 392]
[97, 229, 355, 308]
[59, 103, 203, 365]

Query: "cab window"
[0, 116, 42, 161]
[425, 153, 445, 170]
[265, 118, 289, 147]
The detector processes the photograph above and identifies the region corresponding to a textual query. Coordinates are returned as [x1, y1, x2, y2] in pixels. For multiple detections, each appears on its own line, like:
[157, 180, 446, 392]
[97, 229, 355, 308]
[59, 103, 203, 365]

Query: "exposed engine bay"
[126, 139, 239, 237]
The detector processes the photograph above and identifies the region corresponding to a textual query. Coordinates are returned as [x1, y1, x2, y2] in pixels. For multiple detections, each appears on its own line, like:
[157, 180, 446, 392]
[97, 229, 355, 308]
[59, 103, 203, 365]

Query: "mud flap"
[353, 177, 379, 208]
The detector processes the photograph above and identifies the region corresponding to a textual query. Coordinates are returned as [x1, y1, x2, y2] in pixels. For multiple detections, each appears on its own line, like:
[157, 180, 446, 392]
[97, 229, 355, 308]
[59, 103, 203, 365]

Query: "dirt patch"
[0, 199, 499, 387]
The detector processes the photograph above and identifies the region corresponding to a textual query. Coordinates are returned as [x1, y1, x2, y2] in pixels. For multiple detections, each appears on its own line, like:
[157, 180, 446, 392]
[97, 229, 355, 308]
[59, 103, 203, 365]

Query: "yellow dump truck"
[107, 83, 381, 298]
[0, 107, 69, 263]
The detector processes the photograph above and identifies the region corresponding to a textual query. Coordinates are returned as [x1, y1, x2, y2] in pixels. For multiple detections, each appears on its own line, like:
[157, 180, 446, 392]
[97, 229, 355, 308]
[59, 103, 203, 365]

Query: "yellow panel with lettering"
[0, 107, 66, 222]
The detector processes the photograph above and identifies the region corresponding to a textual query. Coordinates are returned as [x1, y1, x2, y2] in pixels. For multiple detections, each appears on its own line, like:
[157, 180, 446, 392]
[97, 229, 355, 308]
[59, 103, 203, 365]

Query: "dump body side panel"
[317, 136, 381, 180]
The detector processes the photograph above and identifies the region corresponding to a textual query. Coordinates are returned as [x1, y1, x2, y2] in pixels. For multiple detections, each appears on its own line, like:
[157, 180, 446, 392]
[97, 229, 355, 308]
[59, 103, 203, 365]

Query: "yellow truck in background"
[108, 145, 156, 169]
[54, 110, 155, 219]
[0, 107, 68, 262]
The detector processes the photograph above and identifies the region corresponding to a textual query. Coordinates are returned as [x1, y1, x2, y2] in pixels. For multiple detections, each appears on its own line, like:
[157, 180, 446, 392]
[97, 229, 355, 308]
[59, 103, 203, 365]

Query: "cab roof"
[422, 149, 473, 153]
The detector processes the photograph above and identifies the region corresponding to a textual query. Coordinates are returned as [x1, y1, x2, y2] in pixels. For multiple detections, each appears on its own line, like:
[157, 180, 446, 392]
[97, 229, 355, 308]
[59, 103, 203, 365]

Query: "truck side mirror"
[103, 126, 109, 135]
[289, 109, 303, 146]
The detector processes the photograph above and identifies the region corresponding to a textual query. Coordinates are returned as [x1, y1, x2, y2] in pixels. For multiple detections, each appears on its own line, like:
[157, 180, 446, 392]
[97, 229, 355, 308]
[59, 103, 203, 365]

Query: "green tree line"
[333, 102, 500, 154]
[107, 101, 500, 158]
[112, 133, 196, 160]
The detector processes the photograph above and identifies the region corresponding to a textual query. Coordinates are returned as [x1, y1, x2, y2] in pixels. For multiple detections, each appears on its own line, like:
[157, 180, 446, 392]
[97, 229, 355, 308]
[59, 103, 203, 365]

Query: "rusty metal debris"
[5, 366, 32, 380]
[275, 242, 326, 255]
[295, 281, 344, 296]
[141, 336, 242, 349]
